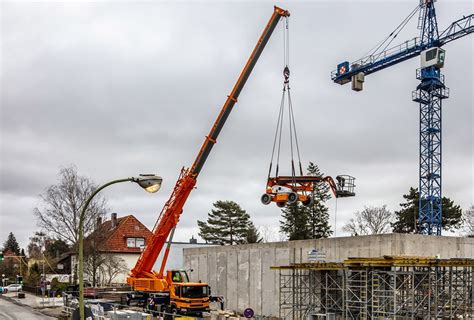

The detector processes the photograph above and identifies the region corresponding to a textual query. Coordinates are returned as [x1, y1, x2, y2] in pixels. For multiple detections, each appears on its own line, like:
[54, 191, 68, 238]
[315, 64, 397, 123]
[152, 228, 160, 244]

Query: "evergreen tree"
[307, 162, 333, 238]
[198, 200, 254, 245]
[3, 232, 20, 255]
[280, 202, 310, 240]
[245, 222, 263, 244]
[280, 162, 333, 240]
[392, 187, 418, 233]
[0, 257, 15, 279]
[392, 187, 463, 233]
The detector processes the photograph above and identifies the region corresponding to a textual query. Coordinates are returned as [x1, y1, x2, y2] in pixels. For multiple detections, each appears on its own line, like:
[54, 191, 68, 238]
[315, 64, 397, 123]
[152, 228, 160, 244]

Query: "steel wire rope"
[268, 17, 290, 179]
[275, 88, 286, 178]
[361, 4, 421, 64]
[287, 89, 303, 176]
[287, 85, 295, 178]
[268, 88, 286, 178]
[377, 4, 421, 54]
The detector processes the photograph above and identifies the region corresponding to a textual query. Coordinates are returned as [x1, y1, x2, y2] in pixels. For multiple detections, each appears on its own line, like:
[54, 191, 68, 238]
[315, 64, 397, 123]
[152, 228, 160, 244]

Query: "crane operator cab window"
[172, 271, 182, 282]
[171, 270, 189, 283]
[421, 47, 445, 69]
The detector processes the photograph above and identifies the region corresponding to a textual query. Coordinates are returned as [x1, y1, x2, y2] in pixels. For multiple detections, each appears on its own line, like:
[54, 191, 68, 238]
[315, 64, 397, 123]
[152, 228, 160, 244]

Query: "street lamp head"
[134, 174, 163, 193]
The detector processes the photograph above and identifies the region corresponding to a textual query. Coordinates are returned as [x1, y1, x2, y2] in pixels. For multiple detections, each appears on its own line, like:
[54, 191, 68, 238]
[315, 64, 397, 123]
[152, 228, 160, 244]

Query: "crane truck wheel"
[261, 193, 272, 205]
[287, 192, 298, 204]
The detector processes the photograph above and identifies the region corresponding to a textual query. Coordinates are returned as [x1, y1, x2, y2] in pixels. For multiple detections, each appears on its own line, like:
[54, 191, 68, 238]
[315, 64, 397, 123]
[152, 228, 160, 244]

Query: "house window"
[127, 237, 145, 248]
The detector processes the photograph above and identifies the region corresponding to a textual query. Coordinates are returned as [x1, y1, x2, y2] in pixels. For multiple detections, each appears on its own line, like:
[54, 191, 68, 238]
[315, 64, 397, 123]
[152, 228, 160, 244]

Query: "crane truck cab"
[141, 270, 210, 317]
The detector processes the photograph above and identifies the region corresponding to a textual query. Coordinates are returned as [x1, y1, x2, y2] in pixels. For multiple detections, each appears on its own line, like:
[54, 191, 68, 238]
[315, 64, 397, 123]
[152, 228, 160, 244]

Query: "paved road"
[0, 298, 55, 320]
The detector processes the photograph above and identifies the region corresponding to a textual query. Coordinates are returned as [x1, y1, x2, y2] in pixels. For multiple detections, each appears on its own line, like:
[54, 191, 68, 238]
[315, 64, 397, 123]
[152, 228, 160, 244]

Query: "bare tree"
[84, 252, 106, 286]
[84, 251, 128, 286]
[462, 205, 474, 237]
[34, 166, 108, 246]
[99, 255, 128, 286]
[343, 205, 393, 236]
[27, 232, 48, 258]
[259, 225, 280, 242]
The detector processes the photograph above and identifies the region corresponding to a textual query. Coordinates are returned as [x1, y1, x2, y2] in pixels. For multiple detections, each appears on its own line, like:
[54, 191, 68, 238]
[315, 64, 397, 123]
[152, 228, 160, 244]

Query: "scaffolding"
[272, 256, 474, 320]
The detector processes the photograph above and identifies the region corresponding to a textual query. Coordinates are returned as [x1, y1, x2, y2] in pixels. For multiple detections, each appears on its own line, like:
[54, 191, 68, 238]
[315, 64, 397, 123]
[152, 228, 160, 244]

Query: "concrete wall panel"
[261, 246, 276, 316]
[207, 251, 217, 290]
[226, 248, 238, 310]
[249, 248, 262, 314]
[216, 251, 227, 297]
[237, 250, 250, 311]
[198, 253, 208, 284]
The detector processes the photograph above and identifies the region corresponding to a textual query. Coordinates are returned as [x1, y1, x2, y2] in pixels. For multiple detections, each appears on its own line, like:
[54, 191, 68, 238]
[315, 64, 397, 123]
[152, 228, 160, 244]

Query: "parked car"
[3, 284, 22, 292]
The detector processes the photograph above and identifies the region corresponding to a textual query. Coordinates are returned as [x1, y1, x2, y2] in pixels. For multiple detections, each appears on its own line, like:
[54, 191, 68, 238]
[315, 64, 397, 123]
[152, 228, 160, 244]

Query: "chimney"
[96, 216, 102, 228]
[111, 213, 117, 228]
[189, 235, 197, 244]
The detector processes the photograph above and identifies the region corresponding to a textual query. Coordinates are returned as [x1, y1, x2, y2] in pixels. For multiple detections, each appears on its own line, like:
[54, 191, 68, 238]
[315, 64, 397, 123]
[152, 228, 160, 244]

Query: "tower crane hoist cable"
[261, 19, 356, 208]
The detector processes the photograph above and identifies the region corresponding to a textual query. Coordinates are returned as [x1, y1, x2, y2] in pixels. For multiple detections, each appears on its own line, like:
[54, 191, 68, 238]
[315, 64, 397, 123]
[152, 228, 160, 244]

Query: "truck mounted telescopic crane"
[126, 6, 290, 315]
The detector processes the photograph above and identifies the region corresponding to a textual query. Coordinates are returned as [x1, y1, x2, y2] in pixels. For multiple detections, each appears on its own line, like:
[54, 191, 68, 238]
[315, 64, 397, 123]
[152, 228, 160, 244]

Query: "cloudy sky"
[1, 0, 472, 250]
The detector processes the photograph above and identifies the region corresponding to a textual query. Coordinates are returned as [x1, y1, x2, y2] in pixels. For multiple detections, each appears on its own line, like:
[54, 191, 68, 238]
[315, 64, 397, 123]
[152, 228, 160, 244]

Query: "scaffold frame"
[272, 256, 474, 320]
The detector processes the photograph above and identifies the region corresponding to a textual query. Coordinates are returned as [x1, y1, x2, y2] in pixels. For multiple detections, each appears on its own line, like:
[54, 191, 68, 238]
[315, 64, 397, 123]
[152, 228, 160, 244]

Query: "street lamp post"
[78, 174, 162, 320]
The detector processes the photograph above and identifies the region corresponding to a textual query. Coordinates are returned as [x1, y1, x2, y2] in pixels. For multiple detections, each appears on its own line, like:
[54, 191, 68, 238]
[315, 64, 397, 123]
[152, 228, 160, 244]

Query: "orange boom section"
[128, 6, 290, 292]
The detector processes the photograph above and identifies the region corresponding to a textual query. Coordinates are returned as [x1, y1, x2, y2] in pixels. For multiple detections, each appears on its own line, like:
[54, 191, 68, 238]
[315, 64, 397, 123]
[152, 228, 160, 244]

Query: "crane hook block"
[283, 66, 290, 83]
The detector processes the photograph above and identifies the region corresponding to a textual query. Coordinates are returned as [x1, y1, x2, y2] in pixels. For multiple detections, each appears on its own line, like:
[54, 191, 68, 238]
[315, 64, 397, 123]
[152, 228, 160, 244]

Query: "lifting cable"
[268, 16, 303, 181]
[362, 3, 421, 63]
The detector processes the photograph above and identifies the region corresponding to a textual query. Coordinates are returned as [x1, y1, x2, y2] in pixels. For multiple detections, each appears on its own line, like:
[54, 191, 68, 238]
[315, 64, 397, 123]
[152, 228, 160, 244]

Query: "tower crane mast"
[332, 1, 472, 235]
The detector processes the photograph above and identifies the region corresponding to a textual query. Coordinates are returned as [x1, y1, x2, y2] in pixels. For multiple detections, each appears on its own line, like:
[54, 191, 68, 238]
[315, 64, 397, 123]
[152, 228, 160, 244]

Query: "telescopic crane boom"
[128, 6, 290, 292]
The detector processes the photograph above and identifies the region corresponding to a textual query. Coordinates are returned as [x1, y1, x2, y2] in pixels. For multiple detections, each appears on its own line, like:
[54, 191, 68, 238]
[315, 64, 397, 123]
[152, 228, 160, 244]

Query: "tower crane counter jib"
[126, 6, 289, 316]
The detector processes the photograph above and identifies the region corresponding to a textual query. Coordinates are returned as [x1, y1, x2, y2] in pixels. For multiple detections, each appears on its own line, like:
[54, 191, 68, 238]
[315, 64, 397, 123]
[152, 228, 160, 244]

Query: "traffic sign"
[244, 308, 254, 318]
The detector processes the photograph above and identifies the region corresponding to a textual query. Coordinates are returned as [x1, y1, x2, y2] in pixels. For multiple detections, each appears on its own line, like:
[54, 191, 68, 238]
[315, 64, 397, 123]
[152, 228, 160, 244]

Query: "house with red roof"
[73, 212, 153, 286]
[71, 212, 214, 287]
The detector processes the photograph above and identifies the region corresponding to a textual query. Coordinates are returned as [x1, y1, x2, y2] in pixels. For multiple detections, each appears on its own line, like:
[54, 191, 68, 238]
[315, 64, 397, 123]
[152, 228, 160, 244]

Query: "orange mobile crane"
[126, 6, 290, 316]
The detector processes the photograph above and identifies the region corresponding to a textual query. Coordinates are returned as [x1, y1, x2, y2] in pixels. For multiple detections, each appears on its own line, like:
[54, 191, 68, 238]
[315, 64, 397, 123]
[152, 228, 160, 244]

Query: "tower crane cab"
[421, 47, 445, 69]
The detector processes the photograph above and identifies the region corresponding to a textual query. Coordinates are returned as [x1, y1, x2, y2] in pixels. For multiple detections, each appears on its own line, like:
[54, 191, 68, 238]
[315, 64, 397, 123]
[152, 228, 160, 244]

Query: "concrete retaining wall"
[183, 234, 474, 316]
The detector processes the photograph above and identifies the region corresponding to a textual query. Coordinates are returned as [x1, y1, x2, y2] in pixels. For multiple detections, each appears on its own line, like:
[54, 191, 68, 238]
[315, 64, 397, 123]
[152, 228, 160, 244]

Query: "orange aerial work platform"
[261, 174, 355, 207]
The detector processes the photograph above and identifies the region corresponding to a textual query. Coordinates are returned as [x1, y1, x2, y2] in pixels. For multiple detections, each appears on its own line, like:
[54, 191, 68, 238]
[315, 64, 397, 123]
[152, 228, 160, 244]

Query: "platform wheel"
[302, 196, 314, 207]
[261, 193, 272, 205]
[287, 192, 298, 204]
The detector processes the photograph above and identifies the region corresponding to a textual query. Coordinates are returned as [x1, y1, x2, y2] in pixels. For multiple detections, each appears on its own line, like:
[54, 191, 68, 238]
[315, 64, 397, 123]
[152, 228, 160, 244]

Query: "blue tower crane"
[331, 0, 473, 235]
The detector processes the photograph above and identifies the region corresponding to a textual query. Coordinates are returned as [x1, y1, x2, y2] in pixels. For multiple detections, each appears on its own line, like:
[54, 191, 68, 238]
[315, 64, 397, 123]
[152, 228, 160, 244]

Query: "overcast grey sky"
[1, 0, 472, 250]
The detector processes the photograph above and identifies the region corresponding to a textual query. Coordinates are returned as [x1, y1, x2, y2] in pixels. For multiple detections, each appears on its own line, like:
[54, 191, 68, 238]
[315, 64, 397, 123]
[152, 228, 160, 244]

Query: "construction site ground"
[0, 290, 274, 320]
